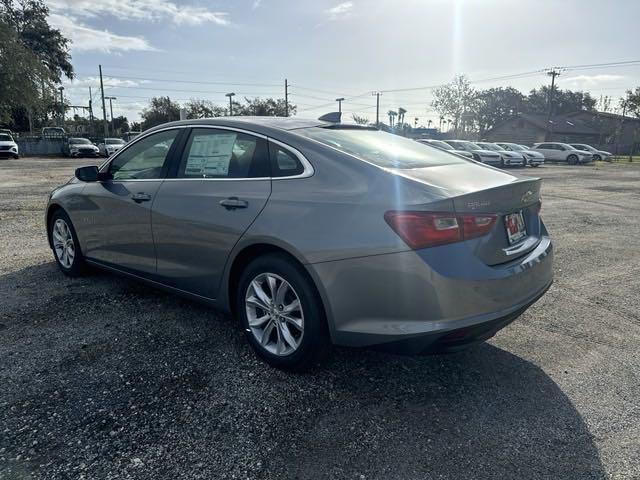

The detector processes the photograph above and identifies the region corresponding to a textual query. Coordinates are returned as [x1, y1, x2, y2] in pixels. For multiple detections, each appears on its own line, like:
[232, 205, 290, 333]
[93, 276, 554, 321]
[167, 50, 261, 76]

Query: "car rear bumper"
[310, 232, 553, 351]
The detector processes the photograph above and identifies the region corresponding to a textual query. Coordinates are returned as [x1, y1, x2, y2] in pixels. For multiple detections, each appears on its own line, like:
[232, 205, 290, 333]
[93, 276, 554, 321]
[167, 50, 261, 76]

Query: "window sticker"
[185, 133, 237, 177]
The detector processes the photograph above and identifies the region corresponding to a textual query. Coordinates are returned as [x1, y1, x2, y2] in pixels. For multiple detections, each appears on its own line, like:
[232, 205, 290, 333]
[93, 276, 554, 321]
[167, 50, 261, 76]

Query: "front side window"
[178, 128, 269, 178]
[299, 128, 468, 169]
[108, 129, 179, 180]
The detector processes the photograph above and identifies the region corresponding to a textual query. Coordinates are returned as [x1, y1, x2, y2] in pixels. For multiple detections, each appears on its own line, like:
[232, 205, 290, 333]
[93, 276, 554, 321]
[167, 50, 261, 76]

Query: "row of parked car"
[62, 137, 129, 158]
[417, 138, 612, 167]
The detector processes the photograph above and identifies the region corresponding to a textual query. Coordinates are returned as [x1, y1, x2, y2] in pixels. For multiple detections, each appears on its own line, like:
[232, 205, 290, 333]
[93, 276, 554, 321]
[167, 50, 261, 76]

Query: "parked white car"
[496, 142, 545, 167]
[569, 144, 612, 161]
[531, 142, 593, 164]
[97, 138, 126, 157]
[476, 142, 525, 167]
[416, 139, 474, 159]
[444, 140, 503, 166]
[0, 133, 19, 159]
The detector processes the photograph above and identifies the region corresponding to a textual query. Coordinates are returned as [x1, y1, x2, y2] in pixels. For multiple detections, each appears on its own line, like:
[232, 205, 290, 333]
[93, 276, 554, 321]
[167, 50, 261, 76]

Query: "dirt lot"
[1, 157, 639, 480]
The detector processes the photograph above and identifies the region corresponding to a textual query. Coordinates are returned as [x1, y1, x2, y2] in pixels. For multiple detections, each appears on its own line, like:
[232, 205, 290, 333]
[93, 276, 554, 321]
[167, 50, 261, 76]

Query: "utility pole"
[58, 86, 65, 127]
[226, 92, 236, 116]
[335, 97, 345, 114]
[88, 87, 94, 136]
[99, 65, 108, 138]
[284, 79, 289, 117]
[105, 96, 116, 136]
[372, 92, 381, 126]
[546, 68, 561, 141]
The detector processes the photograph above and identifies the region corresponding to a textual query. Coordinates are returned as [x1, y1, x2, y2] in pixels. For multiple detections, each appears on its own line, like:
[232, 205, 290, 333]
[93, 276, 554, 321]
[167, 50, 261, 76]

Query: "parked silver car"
[46, 116, 553, 370]
[416, 139, 474, 159]
[495, 143, 545, 167]
[569, 143, 612, 161]
[444, 140, 503, 167]
[97, 137, 126, 157]
[531, 142, 593, 164]
[476, 142, 525, 167]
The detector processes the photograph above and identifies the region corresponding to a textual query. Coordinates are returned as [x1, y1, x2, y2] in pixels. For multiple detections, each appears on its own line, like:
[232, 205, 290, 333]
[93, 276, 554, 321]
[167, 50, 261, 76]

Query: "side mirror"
[75, 165, 100, 182]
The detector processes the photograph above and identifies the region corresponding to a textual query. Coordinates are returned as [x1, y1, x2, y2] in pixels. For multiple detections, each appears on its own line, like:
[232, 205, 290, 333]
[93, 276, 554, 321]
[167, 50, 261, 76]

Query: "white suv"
[531, 142, 593, 164]
[0, 133, 19, 159]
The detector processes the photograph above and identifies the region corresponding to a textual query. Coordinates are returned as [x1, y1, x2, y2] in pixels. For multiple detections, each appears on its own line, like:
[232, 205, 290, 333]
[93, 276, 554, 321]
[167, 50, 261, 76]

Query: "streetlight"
[225, 92, 236, 116]
[58, 86, 65, 127]
[335, 97, 345, 114]
[105, 96, 117, 136]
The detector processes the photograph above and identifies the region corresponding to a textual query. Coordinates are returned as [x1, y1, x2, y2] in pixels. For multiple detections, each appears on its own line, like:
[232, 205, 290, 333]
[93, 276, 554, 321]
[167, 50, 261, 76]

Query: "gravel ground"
[1, 157, 639, 480]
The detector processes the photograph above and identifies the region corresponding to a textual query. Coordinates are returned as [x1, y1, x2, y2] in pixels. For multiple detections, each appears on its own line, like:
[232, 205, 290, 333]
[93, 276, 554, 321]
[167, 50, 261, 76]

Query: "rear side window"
[299, 128, 468, 169]
[269, 143, 304, 177]
[178, 129, 270, 178]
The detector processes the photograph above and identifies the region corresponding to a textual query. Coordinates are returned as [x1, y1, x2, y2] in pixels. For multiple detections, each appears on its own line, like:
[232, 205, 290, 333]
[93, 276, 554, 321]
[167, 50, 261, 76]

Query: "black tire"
[567, 154, 578, 165]
[532, 163, 540, 167]
[49, 209, 87, 277]
[593, 154, 601, 161]
[13, 154, 19, 159]
[236, 253, 331, 371]
[499, 157, 505, 168]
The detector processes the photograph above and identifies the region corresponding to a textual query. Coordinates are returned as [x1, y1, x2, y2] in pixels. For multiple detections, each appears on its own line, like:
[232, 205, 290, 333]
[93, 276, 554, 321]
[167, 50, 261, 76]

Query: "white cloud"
[563, 74, 624, 86]
[63, 76, 149, 88]
[49, 13, 156, 52]
[47, 0, 230, 26]
[326, 1, 354, 20]
[252, 0, 262, 9]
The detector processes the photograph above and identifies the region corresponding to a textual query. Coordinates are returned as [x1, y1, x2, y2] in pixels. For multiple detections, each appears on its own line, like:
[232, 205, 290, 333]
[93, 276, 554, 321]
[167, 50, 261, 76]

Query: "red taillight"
[384, 211, 497, 249]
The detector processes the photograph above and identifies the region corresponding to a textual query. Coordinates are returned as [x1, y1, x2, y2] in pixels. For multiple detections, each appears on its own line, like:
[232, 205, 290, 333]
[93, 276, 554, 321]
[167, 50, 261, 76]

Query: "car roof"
[144, 116, 331, 136]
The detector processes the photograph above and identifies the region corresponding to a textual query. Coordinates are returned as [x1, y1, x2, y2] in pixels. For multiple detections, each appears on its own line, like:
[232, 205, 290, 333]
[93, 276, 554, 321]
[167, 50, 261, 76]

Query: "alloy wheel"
[52, 218, 75, 269]
[245, 272, 304, 356]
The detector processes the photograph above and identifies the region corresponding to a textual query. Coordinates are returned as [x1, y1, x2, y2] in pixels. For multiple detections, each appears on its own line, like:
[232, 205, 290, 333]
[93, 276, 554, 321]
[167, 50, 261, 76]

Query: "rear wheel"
[50, 210, 87, 277]
[237, 253, 330, 371]
[593, 154, 601, 161]
[567, 154, 578, 165]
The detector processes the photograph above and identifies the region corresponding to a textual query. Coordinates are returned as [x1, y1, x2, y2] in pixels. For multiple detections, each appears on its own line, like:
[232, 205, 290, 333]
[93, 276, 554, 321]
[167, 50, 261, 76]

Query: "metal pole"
[546, 68, 560, 141]
[108, 98, 115, 135]
[99, 65, 108, 138]
[372, 92, 380, 126]
[58, 87, 64, 127]
[336, 97, 344, 114]
[285, 79, 289, 117]
[225, 93, 235, 116]
[88, 87, 94, 136]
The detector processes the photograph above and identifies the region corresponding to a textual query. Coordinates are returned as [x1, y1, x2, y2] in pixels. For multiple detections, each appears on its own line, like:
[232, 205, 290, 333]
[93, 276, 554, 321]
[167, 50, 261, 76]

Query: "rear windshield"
[0, 134, 12, 142]
[298, 128, 468, 169]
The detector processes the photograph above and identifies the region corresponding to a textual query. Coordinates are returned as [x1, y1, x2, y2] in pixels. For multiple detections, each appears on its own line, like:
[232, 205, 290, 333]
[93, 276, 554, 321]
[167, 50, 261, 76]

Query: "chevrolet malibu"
[46, 116, 553, 370]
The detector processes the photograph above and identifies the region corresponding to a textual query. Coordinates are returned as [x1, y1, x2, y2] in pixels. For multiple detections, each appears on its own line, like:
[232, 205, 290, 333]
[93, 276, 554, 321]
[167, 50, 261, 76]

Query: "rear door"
[151, 127, 272, 299]
[79, 128, 183, 274]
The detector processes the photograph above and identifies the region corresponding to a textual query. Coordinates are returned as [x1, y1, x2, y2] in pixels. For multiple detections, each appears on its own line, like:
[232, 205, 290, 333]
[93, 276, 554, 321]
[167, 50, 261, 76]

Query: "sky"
[47, 0, 640, 126]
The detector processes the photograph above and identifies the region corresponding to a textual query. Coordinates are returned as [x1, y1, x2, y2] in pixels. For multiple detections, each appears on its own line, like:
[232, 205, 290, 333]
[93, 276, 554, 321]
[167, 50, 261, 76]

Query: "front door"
[77, 128, 182, 274]
[152, 127, 272, 299]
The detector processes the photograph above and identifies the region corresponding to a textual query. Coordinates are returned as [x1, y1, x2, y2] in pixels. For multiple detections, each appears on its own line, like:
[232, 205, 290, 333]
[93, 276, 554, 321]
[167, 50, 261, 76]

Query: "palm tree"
[427, 119, 433, 129]
[439, 115, 445, 131]
[387, 110, 397, 127]
[398, 107, 407, 125]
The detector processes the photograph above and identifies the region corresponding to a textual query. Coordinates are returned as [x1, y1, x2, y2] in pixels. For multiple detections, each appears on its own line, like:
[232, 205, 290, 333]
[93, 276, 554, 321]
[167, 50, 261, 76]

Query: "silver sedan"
[46, 116, 553, 370]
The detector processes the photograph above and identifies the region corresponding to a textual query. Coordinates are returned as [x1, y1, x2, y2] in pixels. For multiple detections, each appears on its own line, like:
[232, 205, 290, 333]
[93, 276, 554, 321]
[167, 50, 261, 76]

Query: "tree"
[351, 114, 369, 125]
[1, 0, 73, 82]
[621, 87, 640, 117]
[397, 107, 407, 125]
[237, 97, 294, 116]
[387, 110, 397, 127]
[184, 98, 225, 119]
[473, 87, 526, 136]
[432, 75, 476, 134]
[526, 86, 596, 115]
[141, 96, 180, 129]
[0, 0, 73, 126]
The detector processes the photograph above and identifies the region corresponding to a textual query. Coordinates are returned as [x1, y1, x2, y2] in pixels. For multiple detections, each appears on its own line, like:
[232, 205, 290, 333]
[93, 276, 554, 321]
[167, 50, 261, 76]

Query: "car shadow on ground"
[0, 263, 605, 480]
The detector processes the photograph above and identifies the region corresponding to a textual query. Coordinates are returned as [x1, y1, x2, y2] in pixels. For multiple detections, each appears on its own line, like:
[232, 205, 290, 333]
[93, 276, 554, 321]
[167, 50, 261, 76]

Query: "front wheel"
[50, 210, 87, 277]
[593, 154, 601, 161]
[237, 254, 330, 371]
[567, 154, 578, 165]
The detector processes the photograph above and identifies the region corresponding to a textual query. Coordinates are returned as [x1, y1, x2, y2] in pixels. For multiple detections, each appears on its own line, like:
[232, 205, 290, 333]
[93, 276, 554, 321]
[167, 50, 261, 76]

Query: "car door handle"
[219, 197, 248, 210]
[131, 193, 152, 203]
